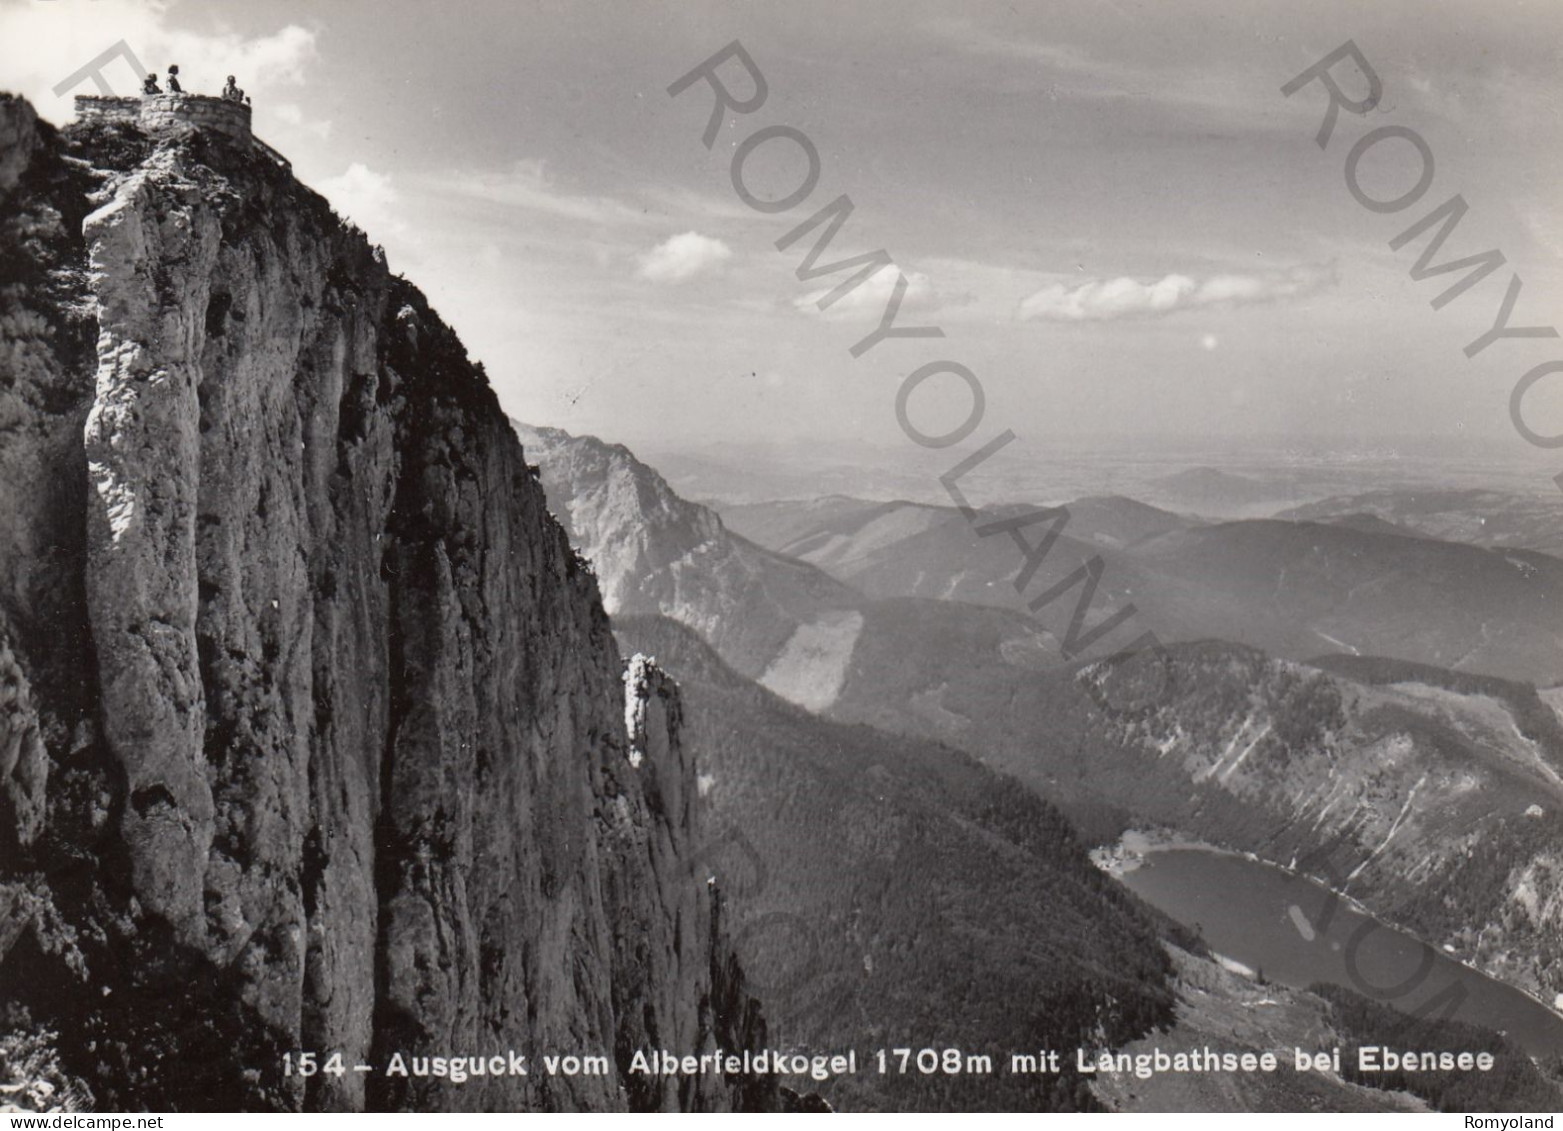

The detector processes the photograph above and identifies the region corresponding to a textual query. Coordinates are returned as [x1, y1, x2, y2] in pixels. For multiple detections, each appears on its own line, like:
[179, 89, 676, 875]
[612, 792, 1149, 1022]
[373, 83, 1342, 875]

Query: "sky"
[3, 0, 1562, 459]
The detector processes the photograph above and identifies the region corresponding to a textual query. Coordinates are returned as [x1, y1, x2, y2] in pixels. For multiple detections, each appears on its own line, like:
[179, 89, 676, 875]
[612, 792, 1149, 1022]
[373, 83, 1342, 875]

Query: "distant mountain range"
[1278, 488, 1563, 558]
[1147, 466, 1297, 514]
[514, 422, 1076, 712]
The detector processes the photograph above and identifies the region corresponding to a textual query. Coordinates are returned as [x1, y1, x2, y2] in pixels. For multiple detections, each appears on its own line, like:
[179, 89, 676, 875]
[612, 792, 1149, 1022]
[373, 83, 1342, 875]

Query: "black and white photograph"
[0, 0, 1561, 1117]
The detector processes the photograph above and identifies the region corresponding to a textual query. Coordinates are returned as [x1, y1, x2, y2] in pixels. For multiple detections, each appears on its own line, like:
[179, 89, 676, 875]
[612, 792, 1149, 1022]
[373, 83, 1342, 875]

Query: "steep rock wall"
[0, 96, 770, 1113]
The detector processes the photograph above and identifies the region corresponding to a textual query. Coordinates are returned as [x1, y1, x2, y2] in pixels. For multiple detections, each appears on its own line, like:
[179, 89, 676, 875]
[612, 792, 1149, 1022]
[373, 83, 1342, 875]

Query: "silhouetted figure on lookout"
[141, 73, 161, 95]
[167, 65, 182, 94]
[222, 75, 245, 102]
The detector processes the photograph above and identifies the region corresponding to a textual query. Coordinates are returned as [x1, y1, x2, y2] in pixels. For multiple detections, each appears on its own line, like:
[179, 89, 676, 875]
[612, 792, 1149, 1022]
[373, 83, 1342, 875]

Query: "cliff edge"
[0, 93, 773, 1112]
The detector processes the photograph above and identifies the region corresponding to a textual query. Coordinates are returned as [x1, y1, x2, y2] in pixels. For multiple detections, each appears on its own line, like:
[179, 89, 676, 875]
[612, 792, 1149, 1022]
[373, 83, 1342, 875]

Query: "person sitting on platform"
[222, 75, 245, 102]
[141, 73, 161, 95]
[166, 64, 182, 94]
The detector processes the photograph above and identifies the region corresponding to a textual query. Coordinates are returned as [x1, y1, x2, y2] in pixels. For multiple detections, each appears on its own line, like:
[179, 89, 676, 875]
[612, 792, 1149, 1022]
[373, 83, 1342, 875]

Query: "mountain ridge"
[511, 419, 866, 708]
[722, 496, 1563, 685]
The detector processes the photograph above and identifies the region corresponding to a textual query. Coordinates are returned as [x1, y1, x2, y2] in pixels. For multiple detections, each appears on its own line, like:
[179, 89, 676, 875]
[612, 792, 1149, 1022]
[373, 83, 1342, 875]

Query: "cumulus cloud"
[793, 267, 949, 320]
[0, 0, 318, 115]
[636, 231, 732, 283]
[317, 162, 400, 234]
[1017, 264, 1337, 322]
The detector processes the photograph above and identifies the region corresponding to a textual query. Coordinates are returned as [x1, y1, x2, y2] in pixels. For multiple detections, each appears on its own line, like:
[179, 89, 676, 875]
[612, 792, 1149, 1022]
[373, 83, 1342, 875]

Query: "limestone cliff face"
[0, 94, 771, 1112]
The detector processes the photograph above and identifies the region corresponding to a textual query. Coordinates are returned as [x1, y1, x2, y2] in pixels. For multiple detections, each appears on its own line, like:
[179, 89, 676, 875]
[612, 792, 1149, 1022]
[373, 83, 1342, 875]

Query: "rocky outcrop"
[510, 422, 861, 702]
[606, 656, 771, 1112]
[0, 95, 771, 1112]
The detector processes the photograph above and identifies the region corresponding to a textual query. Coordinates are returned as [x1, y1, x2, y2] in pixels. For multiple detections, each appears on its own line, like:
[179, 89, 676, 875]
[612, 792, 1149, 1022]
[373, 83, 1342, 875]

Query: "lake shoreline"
[1095, 830, 1563, 1033]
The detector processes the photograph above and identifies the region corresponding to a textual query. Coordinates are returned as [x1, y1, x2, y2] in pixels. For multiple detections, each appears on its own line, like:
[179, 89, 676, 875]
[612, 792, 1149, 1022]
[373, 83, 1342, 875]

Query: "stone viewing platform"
[76, 93, 252, 141]
[74, 93, 289, 168]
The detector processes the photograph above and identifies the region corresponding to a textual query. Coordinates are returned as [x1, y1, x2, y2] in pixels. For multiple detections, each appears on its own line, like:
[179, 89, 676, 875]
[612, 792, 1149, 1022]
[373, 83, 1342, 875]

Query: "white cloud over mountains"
[1017, 264, 1337, 323]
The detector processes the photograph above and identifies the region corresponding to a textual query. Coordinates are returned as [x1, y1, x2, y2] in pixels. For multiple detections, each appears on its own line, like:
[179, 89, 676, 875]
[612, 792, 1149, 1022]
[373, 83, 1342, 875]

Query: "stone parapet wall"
[74, 94, 252, 142]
